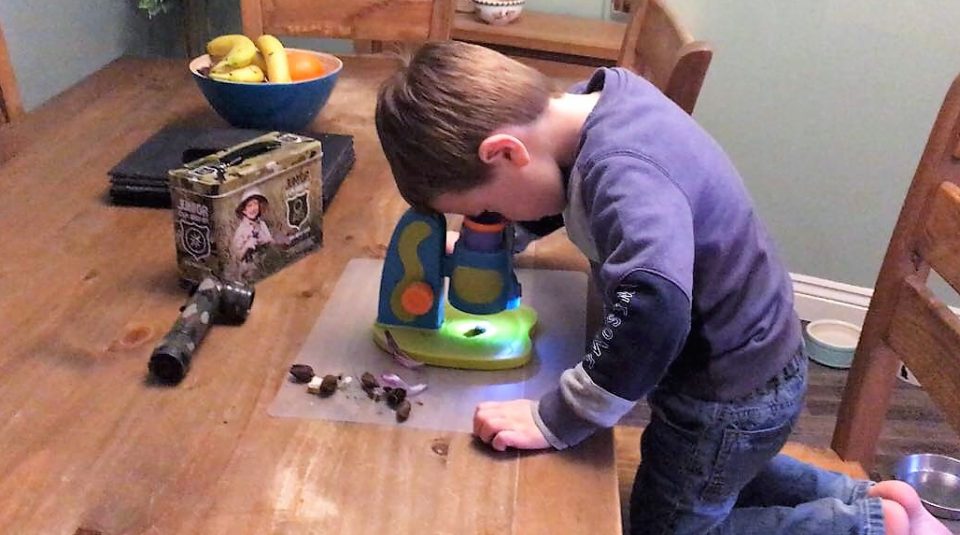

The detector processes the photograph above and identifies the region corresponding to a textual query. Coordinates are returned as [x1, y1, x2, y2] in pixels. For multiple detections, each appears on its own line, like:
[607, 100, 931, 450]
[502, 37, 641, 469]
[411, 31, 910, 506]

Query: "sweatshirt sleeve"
[534, 153, 694, 449]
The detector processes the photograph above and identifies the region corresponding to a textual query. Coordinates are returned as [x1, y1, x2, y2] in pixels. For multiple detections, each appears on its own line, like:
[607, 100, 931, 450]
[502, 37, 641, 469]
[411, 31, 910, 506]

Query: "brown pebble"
[396, 399, 411, 422]
[360, 372, 379, 390]
[431, 438, 449, 457]
[386, 387, 407, 408]
[289, 364, 315, 383]
[318, 374, 338, 397]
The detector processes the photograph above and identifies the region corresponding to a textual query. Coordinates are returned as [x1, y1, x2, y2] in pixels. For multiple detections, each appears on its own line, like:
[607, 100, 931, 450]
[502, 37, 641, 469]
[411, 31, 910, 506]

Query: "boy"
[229, 188, 273, 281]
[375, 42, 948, 535]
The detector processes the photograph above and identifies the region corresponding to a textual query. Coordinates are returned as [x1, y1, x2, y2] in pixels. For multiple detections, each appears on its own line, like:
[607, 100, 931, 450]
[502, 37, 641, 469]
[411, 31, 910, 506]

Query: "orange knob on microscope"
[401, 282, 434, 315]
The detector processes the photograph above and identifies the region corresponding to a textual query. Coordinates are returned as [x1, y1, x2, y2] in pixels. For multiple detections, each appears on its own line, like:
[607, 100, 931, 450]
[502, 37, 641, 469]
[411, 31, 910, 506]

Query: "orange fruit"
[286, 51, 327, 81]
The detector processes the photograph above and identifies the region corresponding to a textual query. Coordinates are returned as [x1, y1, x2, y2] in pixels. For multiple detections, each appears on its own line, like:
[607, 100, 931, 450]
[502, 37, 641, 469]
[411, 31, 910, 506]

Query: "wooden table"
[0, 56, 617, 534]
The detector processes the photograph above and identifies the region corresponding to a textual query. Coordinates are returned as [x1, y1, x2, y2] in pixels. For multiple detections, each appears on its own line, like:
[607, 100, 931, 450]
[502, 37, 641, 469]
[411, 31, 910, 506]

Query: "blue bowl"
[190, 49, 343, 132]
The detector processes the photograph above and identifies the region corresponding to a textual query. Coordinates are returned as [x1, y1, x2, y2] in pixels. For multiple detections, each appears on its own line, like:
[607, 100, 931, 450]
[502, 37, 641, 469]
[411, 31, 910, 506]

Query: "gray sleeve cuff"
[536, 364, 636, 449]
[531, 400, 568, 450]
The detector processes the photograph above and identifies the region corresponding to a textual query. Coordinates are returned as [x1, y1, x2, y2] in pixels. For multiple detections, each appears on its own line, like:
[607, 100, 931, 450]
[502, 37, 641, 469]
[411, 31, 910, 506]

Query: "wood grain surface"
[453, 11, 624, 61]
[0, 55, 618, 534]
[242, 0, 452, 42]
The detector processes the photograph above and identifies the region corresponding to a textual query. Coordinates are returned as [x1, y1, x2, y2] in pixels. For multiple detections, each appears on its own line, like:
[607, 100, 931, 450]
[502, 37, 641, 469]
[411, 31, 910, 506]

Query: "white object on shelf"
[474, 0, 525, 26]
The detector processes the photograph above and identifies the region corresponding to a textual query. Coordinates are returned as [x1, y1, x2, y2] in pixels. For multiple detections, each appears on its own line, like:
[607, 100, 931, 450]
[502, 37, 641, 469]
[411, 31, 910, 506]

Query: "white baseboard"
[791, 273, 872, 327]
[792, 272, 960, 327]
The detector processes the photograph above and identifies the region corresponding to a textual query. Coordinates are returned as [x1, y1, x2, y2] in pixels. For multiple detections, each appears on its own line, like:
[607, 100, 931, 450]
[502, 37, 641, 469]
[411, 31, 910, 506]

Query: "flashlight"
[148, 276, 254, 384]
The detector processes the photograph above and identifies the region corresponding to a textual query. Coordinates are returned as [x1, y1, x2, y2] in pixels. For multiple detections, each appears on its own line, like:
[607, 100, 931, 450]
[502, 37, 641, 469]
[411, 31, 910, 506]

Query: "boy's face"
[243, 199, 261, 219]
[432, 136, 566, 221]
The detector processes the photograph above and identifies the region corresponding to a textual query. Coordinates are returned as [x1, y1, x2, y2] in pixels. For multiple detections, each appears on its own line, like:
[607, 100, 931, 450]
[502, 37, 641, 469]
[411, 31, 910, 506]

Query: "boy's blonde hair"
[375, 41, 559, 211]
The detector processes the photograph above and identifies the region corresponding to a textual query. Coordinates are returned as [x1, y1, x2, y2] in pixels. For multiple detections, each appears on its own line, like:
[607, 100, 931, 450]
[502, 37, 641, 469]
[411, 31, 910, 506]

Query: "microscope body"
[376, 209, 521, 329]
[373, 208, 535, 371]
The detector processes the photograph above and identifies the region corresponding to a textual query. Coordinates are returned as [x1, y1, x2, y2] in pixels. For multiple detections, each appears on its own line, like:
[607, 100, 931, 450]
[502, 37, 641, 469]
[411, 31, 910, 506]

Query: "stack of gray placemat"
[108, 126, 355, 209]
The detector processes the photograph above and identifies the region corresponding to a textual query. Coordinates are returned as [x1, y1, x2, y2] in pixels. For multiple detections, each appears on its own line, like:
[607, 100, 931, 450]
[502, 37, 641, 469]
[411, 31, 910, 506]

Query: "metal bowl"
[895, 453, 960, 520]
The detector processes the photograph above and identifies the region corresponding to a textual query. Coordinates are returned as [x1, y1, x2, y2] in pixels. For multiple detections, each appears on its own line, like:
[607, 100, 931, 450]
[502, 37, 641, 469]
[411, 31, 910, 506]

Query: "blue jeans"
[630, 350, 886, 534]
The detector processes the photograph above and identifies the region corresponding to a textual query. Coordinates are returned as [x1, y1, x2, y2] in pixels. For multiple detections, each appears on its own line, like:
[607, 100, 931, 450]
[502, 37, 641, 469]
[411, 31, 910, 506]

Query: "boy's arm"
[535, 274, 691, 448]
[535, 154, 695, 449]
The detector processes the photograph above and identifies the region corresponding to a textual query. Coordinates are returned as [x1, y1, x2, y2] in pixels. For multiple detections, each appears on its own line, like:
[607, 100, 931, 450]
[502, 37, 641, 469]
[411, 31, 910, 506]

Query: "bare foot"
[880, 499, 909, 535]
[869, 480, 952, 535]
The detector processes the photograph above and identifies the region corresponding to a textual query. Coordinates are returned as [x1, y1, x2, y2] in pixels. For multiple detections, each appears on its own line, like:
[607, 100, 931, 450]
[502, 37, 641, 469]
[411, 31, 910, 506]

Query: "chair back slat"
[886, 276, 960, 436]
[241, 0, 452, 48]
[617, 0, 712, 114]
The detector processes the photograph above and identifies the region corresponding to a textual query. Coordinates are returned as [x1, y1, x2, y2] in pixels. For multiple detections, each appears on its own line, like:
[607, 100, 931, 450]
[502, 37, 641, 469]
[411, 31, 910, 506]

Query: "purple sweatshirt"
[530, 68, 802, 449]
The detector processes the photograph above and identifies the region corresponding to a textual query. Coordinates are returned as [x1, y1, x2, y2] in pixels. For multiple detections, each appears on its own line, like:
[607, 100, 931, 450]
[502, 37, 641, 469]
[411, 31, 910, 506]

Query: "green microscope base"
[372, 303, 538, 371]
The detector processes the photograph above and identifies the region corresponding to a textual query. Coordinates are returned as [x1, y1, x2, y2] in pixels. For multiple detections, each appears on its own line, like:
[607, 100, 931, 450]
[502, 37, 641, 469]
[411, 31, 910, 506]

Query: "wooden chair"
[617, 0, 712, 115]
[831, 73, 960, 472]
[240, 0, 454, 52]
[0, 22, 24, 124]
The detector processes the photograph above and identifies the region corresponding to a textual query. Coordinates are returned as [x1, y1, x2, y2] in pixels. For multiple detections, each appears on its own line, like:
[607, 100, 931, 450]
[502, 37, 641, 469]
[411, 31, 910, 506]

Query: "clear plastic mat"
[267, 258, 587, 433]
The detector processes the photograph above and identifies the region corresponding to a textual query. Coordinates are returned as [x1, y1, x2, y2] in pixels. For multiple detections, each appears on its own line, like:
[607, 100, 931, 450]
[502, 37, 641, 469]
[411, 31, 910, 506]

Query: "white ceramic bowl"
[803, 319, 861, 369]
[474, 0, 525, 26]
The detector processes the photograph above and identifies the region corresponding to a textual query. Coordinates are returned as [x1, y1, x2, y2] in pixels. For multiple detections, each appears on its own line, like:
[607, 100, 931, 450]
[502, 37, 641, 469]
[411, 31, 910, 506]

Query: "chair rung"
[920, 182, 960, 294]
[887, 277, 960, 436]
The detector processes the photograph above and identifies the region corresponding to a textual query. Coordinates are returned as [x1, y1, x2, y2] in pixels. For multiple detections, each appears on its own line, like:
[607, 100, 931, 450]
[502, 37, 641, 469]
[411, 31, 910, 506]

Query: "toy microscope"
[372, 209, 537, 370]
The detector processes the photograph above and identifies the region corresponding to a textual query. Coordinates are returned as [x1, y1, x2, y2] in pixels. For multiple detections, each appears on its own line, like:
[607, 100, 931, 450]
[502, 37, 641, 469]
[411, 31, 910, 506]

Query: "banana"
[250, 52, 267, 72]
[209, 65, 265, 83]
[255, 34, 291, 83]
[208, 35, 258, 72]
[211, 51, 266, 74]
[206, 34, 247, 57]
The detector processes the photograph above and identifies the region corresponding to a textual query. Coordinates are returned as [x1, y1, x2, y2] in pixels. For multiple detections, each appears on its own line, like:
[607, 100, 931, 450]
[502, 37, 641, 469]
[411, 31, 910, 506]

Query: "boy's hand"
[473, 399, 550, 451]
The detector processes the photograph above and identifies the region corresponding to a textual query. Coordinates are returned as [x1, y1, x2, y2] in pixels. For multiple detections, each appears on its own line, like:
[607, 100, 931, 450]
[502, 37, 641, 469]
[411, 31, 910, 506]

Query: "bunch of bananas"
[206, 34, 291, 83]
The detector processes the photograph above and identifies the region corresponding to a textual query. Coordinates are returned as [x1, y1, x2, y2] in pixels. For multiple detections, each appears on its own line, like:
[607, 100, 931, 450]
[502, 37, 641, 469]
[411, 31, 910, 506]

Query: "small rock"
[386, 387, 407, 409]
[360, 372, 379, 390]
[366, 386, 384, 402]
[289, 364, 315, 383]
[318, 374, 338, 397]
[431, 438, 449, 457]
[396, 399, 412, 422]
[307, 376, 323, 394]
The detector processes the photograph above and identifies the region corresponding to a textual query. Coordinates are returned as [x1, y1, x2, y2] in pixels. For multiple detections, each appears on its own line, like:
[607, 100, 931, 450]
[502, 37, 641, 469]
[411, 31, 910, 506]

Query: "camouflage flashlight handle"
[148, 276, 254, 384]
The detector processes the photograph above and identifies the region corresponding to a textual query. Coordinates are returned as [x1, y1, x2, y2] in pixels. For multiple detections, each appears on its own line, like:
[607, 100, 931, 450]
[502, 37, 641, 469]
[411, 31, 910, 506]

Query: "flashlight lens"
[149, 348, 187, 384]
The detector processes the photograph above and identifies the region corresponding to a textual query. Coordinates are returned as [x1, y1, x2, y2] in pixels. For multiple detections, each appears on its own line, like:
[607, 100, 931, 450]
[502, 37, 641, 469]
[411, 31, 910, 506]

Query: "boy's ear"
[478, 134, 530, 167]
